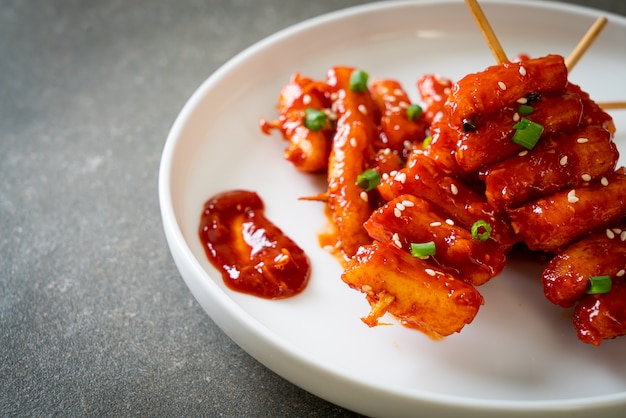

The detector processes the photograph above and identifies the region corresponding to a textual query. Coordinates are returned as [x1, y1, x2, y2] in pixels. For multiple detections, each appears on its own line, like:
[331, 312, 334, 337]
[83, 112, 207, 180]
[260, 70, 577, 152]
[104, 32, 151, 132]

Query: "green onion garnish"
[422, 135, 432, 148]
[410, 241, 436, 258]
[303, 108, 327, 132]
[517, 104, 534, 115]
[349, 69, 369, 93]
[512, 117, 544, 150]
[356, 168, 380, 191]
[471, 220, 492, 241]
[587, 275, 612, 294]
[406, 104, 423, 121]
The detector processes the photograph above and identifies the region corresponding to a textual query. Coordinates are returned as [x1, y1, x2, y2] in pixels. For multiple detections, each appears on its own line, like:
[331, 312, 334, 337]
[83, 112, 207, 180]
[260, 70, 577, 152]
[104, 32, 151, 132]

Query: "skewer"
[464, 0, 509, 64]
[298, 192, 328, 202]
[599, 101, 626, 110]
[565, 16, 608, 71]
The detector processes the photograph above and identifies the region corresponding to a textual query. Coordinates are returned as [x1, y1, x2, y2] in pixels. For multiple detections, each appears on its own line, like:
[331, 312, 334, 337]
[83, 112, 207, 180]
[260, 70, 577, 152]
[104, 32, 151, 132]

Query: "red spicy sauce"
[199, 190, 310, 299]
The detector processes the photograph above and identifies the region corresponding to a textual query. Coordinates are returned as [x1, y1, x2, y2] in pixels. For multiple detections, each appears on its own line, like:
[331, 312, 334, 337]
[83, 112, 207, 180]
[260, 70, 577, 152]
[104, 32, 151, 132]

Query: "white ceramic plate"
[159, 1, 626, 416]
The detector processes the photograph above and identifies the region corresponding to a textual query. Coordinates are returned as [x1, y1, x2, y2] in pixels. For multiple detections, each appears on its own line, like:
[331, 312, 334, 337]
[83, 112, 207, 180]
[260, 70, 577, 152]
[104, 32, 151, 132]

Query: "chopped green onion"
[471, 220, 492, 241]
[587, 275, 612, 294]
[517, 104, 534, 115]
[406, 104, 423, 121]
[303, 108, 327, 132]
[349, 69, 369, 93]
[422, 135, 432, 148]
[512, 117, 544, 150]
[356, 168, 380, 191]
[410, 241, 436, 258]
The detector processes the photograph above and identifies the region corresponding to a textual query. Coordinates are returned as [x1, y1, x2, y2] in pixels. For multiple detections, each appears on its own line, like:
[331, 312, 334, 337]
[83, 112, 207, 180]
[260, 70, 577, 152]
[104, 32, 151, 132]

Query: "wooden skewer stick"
[464, 0, 509, 64]
[565, 16, 608, 71]
[598, 101, 626, 110]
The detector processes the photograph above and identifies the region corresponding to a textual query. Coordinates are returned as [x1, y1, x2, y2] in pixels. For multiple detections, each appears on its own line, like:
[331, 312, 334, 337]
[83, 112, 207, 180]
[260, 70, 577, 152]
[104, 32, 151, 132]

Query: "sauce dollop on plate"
[199, 190, 310, 299]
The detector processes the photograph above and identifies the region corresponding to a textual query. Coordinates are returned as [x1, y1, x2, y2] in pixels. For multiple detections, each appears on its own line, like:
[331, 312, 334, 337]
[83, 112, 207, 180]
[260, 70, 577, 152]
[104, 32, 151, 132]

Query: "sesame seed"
[519, 150, 529, 156]
[382, 173, 389, 180]
[450, 184, 458, 195]
[516, 97, 528, 104]
[559, 156, 568, 166]
[443, 87, 451, 95]
[392, 233, 402, 248]
[430, 221, 442, 227]
[403, 140, 413, 150]
[413, 149, 424, 155]
[390, 106, 401, 113]
[519, 66, 527, 76]
[396, 202, 406, 211]
[445, 219, 455, 226]
[577, 137, 589, 144]
[617, 269, 625, 277]
[338, 89, 346, 99]
[581, 173, 591, 182]
[396, 172, 407, 184]
[302, 94, 311, 105]
[398, 101, 409, 109]
[513, 112, 520, 122]
[358, 104, 368, 115]
[425, 268, 436, 277]
[621, 231, 626, 242]
[567, 190, 579, 203]
[349, 137, 357, 147]
[613, 228, 622, 234]
[330, 92, 338, 101]
[393, 88, 404, 96]
[601, 177, 609, 186]
[389, 170, 398, 176]
[360, 191, 368, 202]
[606, 229, 615, 239]
[402, 200, 415, 208]
[394, 208, 402, 218]
[384, 94, 396, 102]
[498, 81, 507, 90]
[362, 284, 372, 292]
[383, 147, 391, 155]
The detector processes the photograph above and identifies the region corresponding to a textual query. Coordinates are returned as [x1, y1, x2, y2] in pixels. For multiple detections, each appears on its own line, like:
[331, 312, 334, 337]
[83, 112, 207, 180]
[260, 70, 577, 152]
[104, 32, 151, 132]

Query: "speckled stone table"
[2, 1, 625, 416]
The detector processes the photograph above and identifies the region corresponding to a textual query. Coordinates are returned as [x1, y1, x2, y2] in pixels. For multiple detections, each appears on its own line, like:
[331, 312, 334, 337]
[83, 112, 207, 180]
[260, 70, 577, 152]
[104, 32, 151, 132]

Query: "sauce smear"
[199, 190, 310, 299]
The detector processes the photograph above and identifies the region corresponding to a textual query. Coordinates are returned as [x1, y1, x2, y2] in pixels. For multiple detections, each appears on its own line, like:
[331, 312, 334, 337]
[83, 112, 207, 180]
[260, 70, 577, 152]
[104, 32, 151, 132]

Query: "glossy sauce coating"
[199, 190, 310, 299]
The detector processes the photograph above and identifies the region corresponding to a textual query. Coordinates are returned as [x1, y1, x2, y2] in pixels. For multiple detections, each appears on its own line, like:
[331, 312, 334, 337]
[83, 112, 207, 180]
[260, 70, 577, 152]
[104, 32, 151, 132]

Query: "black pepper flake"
[462, 118, 477, 133]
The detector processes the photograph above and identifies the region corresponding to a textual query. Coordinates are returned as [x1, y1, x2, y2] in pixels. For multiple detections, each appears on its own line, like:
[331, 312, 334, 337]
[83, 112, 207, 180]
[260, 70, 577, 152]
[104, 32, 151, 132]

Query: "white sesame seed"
[560, 156, 568, 166]
[567, 190, 579, 203]
[430, 221, 442, 227]
[383, 147, 391, 155]
[606, 229, 616, 239]
[519, 150, 529, 156]
[362, 284, 372, 292]
[513, 112, 520, 122]
[360, 191, 369, 202]
[390, 106, 402, 113]
[516, 97, 528, 104]
[450, 184, 459, 195]
[338, 89, 346, 99]
[498, 81, 507, 90]
[403, 140, 412, 150]
[389, 170, 398, 176]
[425, 268, 436, 277]
[413, 149, 424, 155]
[612, 228, 622, 234]
[302, 94, 311, 105]
[394, 208, 402, 218]
[396, 172, 407, 184]
[349, 137, 357, 147]
[398, 101, 409, 109]
[617, 269, 625, 277]
[581, 174, 592, 182]
[330, 92, 338, 101]
[384, 94, 396, 102]
[445, 219, 455, 226]
[519, 66, 527, 76]
[382, 173, 389, 180]
[358, 104, 368, 115]
[443, 87, 451, 95]
[395, 202, 406, 211]
[621, 231, 626, 242]
[402, 200, 414, 207]
[393, 88, 404, 96]
[577, 137, 589, 144]
[601, 177, 609, 186]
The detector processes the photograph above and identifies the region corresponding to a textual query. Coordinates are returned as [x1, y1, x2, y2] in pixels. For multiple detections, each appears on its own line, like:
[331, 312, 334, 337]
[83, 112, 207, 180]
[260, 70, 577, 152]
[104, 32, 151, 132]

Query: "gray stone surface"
[1, 0, 624, 416]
